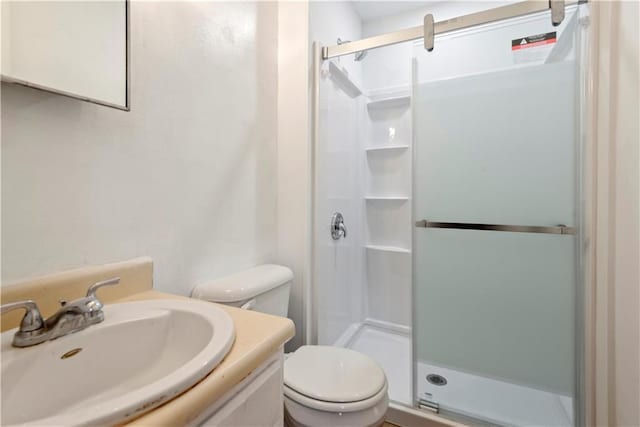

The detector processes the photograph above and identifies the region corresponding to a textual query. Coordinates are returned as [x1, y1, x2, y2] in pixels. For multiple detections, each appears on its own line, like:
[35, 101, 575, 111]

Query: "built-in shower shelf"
[367, 95, 411, 111]
[365, 245, 411, 254]
[365, 145, 410, 152]
[365, 196, 409, 201]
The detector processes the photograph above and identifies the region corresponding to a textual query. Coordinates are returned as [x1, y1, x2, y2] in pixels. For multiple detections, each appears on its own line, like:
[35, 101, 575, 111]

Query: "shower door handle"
[415, 219, 576, 235]
[331, 212, 347, 240]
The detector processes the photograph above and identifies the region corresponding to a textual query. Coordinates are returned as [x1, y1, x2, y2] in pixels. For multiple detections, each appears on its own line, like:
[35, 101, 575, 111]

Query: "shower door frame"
[321, 0, 586, 59]
[309, 1, 590, 425]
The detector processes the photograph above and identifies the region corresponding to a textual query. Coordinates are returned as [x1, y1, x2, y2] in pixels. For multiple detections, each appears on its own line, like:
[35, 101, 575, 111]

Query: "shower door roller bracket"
[423, 14, 434, 51]
[418, 398, 440, 413]
[550, 0, 565, 26]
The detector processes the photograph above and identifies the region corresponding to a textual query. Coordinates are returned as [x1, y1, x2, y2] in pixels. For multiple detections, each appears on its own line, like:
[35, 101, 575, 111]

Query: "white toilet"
[192, 264, 389, 427]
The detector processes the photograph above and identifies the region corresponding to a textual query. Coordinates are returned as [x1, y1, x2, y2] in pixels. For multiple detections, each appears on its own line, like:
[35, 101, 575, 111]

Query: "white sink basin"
[1, 298, 235, 426]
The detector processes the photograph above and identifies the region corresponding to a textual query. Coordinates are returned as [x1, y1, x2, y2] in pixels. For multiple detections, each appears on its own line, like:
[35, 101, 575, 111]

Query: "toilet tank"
[191, 264, 293, 317]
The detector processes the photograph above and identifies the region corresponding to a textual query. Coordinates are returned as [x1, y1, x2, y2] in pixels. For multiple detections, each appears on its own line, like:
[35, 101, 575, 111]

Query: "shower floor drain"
[426, 373, 447, 386]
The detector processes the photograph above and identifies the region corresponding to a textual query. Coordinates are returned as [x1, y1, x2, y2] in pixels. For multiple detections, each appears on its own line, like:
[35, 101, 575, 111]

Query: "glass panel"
[415, 230, 575, 425]
[414, 61, 576, 226]
[412, 7, 584, 426]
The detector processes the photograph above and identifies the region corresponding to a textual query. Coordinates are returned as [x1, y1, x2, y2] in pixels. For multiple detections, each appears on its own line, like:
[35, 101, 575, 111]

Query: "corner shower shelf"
[365, 196, 409, 201]
[365, 145, 410, 152]
[365, 245, 411, 254]
[367, 95, 410, 111]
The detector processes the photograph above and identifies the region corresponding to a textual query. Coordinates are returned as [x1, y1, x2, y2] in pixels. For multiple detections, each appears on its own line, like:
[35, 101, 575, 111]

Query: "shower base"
[336, 319, 412, 405]
[335, 320, 574, 426]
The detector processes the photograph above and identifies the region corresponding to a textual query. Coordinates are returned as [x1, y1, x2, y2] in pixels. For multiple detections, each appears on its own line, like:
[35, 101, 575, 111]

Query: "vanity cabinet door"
[193, 351, 284, 427]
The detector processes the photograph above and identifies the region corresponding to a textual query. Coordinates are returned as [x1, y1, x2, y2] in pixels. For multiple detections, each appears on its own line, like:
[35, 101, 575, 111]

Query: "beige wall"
[1, 2, 279, 296]
[589, 1, 640, 426]
[276, 0, 310, 350]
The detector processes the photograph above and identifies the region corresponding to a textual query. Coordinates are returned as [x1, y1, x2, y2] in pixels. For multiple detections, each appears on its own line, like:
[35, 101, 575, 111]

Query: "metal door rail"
[415, 220, 576, 235]
[322, 0, 585, 59]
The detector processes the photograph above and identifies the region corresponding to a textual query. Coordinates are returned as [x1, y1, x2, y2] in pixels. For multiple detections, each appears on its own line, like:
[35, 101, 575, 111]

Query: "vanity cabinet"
[190, 350, 284, 427]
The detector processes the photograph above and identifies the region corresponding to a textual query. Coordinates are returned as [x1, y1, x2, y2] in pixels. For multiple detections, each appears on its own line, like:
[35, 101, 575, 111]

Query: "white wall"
[277, 0, 309, 350]
[1, 2, 279, 299]
[589, 2, 640, 425]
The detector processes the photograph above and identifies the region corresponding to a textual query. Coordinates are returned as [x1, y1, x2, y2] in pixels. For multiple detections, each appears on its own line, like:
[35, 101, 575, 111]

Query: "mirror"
[1, 0, 129, 110]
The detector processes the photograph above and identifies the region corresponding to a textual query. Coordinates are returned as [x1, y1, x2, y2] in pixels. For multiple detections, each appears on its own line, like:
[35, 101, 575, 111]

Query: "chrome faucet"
[0, 277, 120, 347]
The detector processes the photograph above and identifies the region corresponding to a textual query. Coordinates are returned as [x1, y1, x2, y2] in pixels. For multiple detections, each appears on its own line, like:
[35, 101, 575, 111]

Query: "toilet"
[192, 264, 389, 427]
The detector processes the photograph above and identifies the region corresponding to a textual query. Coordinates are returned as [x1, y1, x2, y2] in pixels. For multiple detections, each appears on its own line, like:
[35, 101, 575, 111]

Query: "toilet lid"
[284, 346, 386, 403]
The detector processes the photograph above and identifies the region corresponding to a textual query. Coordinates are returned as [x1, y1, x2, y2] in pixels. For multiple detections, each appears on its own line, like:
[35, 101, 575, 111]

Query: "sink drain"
[426, 373, 447, 386]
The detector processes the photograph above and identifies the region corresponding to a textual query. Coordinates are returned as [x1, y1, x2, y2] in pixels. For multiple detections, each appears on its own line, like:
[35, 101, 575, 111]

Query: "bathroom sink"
[1, 298, 235, 426]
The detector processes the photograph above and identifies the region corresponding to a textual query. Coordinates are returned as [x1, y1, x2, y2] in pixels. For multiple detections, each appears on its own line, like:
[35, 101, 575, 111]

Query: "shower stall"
[310, 1, 589, 425]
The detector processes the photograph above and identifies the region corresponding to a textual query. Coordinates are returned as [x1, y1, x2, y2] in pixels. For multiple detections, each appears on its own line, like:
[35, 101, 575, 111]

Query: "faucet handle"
[1, 300, 44, 332]
[86, 277, 120, 299]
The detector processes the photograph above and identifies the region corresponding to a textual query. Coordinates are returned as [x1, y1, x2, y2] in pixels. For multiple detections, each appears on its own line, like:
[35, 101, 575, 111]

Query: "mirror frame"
[1, 0, 130, 111]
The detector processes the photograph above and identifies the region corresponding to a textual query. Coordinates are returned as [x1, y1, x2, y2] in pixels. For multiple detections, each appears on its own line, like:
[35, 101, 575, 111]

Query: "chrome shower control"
[331, 212, 347, 240]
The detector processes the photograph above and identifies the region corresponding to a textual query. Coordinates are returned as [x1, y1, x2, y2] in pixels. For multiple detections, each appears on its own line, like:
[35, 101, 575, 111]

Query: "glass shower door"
[412, 7, 585, 426]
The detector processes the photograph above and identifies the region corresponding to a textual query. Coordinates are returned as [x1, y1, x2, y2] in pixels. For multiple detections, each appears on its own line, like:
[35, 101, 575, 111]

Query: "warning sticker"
[512, 32, 557, 50]
[512, 31, 557, 64]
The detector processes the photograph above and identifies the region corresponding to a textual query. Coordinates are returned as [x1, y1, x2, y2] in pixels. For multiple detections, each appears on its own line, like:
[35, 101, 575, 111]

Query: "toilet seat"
[284, 346, 387, 413]
[284, 380, 388, 413]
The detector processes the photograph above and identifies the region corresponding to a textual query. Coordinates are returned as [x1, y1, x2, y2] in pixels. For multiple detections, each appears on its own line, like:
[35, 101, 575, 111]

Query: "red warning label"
[511, 32, 557, 51]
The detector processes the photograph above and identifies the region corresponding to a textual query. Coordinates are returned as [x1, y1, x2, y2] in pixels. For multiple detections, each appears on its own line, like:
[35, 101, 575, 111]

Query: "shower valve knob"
[331, 212, 347, 240]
